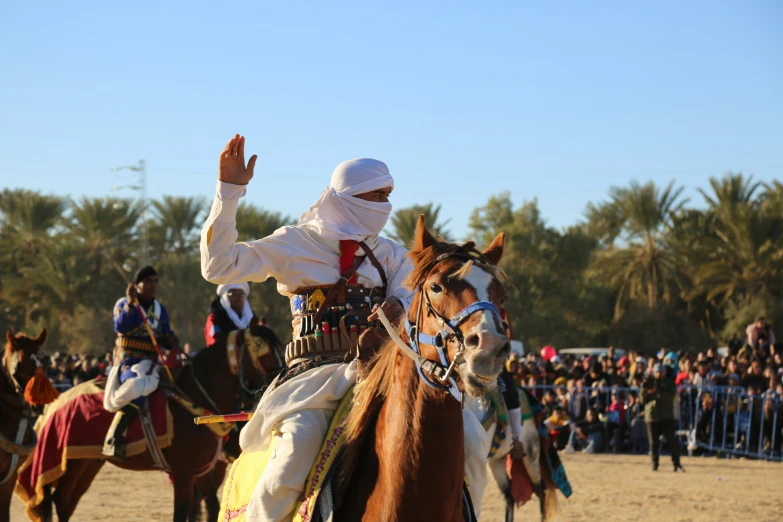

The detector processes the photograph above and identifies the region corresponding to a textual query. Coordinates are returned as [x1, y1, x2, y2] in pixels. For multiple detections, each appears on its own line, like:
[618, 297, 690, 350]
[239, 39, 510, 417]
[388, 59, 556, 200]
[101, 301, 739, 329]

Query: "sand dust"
[10, 454, 783, 521]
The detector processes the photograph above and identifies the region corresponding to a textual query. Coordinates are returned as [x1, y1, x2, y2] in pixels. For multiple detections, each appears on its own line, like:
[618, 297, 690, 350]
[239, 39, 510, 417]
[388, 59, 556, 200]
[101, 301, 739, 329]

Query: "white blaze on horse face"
[460, 262, 496, 332]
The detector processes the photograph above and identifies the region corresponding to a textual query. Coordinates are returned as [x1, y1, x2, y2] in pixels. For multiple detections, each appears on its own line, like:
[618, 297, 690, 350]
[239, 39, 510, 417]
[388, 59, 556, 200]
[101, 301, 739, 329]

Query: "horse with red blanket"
[15, 322, 284, 522]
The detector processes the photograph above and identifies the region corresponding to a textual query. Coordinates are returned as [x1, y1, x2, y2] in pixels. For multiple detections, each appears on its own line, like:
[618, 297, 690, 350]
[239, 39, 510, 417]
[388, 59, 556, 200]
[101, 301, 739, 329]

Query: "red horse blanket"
[14, 379, 173, 521]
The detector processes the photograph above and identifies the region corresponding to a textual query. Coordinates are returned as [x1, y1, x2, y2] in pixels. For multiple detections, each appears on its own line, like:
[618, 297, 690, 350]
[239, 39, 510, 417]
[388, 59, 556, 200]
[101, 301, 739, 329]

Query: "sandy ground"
[10, 454, 783, 521]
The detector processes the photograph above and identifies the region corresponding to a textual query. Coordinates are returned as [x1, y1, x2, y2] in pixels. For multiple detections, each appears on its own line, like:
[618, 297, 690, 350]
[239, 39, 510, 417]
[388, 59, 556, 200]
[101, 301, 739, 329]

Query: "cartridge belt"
[116, 336, 157, 353]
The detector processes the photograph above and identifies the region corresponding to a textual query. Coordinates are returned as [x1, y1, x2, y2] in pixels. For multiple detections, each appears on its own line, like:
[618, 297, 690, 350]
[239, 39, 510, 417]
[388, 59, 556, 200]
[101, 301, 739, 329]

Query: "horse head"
[241, 319, 286, 389]
[407, 216, 509, 397]
[4, 329, 47, 393]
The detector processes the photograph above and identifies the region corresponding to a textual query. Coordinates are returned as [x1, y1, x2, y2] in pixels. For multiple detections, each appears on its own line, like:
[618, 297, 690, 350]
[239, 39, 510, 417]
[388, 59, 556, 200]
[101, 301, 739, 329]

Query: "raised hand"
[126, 283, 138, 304]
[219, 134, 257, 186]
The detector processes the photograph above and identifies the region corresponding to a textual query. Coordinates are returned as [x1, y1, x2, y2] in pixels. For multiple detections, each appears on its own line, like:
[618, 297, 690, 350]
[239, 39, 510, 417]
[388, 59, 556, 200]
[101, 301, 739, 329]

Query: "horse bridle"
[378, 249, 506, 402]
[0, 351, 40, 485]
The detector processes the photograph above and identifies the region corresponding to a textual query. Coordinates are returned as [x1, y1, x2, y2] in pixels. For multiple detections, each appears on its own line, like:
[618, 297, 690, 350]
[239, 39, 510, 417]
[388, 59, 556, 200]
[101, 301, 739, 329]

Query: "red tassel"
[24, 367, 60, 405]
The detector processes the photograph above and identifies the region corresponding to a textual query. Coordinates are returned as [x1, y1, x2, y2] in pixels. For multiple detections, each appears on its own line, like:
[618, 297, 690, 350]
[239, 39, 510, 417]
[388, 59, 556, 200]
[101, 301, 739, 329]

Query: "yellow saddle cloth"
[219, 387, 356, 522]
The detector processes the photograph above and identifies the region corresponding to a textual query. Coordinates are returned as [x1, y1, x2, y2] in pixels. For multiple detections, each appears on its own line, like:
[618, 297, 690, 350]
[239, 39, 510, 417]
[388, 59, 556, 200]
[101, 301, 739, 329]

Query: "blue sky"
[1, 1, 781, 239]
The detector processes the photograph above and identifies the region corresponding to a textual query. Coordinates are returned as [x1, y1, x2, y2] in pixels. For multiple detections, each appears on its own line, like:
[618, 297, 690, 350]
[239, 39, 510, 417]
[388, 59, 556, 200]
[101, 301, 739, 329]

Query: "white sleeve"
[385, 242, 415, 311]
[200, 180, 290, 285]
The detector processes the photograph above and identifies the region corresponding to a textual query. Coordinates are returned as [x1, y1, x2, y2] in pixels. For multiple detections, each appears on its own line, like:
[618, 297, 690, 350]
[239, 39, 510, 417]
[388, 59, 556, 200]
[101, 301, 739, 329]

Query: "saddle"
[218, 385, 478, 522]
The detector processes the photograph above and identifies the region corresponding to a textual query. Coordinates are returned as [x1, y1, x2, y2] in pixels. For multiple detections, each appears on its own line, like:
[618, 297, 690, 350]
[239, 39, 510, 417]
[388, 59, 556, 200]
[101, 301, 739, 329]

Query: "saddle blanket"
[220, 387, 356, 522]
[14, 379, 173, 522]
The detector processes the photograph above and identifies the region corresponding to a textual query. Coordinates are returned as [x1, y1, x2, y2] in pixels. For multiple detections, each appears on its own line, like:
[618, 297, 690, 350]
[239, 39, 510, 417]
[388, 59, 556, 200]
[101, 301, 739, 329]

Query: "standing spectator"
[676, 358, 692, 386]
[627, 391, 648, 454]
[584, 362, 605, 387]
[728, 333, 744, 356]
[642, 363, 684, 472]
[743, 358, 767, 391]
[746, 316, 776, 349]
[607, 391, 627, 453]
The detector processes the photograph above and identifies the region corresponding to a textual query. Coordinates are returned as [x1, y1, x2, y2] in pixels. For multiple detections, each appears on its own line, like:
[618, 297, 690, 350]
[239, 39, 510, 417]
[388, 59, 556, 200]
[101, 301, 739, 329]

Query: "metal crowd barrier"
[522, 383, 783, 462]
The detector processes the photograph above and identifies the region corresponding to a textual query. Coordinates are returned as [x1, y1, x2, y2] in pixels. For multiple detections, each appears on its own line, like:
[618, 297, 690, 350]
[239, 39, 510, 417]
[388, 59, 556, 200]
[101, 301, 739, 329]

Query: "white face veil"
[216, 283, 253, 330]
[297, 158, 394, 243]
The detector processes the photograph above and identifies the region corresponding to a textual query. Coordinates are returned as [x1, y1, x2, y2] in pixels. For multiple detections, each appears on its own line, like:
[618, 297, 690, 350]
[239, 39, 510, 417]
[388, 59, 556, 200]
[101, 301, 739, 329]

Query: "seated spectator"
[566, 408, 604, 453]
[544, 406, 572, 450]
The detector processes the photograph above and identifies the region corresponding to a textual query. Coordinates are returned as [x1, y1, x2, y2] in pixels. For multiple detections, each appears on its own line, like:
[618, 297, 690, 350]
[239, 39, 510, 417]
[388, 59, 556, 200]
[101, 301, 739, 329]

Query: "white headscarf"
[298, 158, 394, 245]
[216, 283, 253, 330]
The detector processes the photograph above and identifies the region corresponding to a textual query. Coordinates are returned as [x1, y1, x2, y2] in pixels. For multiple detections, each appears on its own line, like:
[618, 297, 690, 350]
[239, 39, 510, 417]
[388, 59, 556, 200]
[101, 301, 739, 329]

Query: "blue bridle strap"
[403, 299, 502, 402]
[408, 301, 502, 349]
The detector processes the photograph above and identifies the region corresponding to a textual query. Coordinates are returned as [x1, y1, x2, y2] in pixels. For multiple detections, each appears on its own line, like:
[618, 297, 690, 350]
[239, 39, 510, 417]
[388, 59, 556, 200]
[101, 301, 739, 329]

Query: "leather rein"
[377, 249, 506, 402]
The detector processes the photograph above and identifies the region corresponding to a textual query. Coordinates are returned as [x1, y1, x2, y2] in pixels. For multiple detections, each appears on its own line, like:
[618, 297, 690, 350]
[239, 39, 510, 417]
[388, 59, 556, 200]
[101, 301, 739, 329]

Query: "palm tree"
[588, 180, 687, 319]
[66, 197, 140, 281]
[389, 203, 452, 248]
[691, 197, 783, 304]
[698, 172, 762, 212]
[149, 196, 207, 259]
[0, 189, 67, 270]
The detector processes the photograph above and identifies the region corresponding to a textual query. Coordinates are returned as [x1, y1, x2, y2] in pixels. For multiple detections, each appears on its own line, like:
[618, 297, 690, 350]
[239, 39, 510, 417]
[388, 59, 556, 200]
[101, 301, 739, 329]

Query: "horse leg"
[172, 473, 195, 522]
[52, 459, 104, 522]
[520, 421, 545, 522]
[534, 481, 546, 522]
[489, 457, 514, 522]
[0, 463, 15, 522]
[202, 463, 228, 522]
[193, 465, 225, 522]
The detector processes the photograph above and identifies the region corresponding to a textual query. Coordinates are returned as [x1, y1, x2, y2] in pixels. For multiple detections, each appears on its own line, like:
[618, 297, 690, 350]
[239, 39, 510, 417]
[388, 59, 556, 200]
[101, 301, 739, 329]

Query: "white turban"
[298, 158, 394, 244]
[217, 283, 253, 330]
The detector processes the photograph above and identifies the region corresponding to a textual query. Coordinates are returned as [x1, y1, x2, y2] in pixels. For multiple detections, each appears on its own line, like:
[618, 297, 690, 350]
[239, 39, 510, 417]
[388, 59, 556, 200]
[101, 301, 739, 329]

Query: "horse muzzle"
[459, 330, 510, 396]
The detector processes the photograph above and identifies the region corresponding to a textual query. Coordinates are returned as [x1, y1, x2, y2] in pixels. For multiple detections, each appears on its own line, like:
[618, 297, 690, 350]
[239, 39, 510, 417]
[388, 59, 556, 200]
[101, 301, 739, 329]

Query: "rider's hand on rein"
[369, 297, 405, 326]
[219, 134, 257, 186]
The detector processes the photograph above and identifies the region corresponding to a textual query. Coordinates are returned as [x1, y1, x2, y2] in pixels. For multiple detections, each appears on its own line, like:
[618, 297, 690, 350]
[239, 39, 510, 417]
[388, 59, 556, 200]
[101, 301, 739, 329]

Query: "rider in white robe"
[200, 138, 489, 521]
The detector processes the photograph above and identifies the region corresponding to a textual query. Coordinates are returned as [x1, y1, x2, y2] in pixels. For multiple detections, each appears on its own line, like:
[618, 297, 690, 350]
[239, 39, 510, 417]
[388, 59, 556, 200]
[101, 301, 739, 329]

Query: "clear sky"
[1, 1, 781, 239]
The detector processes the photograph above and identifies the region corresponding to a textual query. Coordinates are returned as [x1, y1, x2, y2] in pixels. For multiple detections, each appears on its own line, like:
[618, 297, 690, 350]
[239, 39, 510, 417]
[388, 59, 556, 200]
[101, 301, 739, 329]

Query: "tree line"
[1, 173, 781, 355]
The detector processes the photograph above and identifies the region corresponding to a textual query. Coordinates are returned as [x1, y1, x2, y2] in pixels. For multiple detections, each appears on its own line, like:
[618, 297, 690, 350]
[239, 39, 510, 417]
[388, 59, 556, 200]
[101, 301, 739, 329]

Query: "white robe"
[200, 180, 414, 308]
[200, 181, 489, 521]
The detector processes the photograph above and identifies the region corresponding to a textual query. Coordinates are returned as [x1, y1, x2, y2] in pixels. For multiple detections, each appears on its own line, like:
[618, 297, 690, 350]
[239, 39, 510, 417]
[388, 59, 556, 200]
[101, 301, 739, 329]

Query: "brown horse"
[37, 321, 284, 522]
[334, 218, 509, 521]
[1, 330, 48, 522]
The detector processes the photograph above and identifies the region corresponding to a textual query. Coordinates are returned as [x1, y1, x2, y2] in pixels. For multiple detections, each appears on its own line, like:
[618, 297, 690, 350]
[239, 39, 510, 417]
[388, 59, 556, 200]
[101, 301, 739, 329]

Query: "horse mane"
[343, 342, 399, 446]
[405, 240, 504, 289]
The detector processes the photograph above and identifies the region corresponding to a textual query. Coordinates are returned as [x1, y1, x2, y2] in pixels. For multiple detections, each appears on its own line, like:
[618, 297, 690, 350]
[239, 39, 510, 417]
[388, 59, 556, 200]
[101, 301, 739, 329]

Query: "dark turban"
[134, 265, 158, 285]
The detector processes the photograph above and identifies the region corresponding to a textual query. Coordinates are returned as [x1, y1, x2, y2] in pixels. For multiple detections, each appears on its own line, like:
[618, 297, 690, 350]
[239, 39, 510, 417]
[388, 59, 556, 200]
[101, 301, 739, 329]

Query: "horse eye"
[430, 283, 443, 294]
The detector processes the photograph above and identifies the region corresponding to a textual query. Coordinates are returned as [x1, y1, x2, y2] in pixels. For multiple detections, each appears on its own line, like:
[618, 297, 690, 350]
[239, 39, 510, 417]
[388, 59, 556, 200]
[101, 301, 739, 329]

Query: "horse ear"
[5, 331, 16, 348]
[35, 328, 47, 345]
[411, 215, 437, 253]
[482, 232, 505, 266]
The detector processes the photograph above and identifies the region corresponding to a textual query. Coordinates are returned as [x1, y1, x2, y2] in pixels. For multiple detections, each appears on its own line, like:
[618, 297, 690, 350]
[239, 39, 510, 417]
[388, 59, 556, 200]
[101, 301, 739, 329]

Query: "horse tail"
[41, 484, 53, 522]
[543, 477, 560, 522]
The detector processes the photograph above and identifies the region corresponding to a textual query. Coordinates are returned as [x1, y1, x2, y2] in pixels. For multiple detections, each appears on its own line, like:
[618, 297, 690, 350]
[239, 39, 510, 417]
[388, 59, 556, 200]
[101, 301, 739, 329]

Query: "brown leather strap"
[358, 241, 388, 291]
[312, 255, 366, 327]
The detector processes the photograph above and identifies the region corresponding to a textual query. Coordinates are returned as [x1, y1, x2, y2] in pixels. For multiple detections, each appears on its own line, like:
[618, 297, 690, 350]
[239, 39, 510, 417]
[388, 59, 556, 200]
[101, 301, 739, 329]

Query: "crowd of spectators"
[507, 317, 783, 458]
[43, 343, 197, 390]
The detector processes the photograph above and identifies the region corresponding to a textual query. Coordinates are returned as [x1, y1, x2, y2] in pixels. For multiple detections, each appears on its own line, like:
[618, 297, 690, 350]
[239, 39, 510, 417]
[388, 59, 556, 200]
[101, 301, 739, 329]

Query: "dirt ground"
[10, 454, 783, 521]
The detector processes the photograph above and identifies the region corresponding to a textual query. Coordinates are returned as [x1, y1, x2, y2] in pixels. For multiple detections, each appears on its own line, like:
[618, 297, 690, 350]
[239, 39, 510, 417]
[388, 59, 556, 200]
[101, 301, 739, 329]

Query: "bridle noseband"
[379, 249, 505, 402]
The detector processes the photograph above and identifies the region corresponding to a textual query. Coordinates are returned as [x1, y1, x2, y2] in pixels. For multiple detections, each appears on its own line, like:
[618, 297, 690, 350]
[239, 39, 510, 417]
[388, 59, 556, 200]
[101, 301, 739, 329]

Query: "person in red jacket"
[204, 282, 254, 347]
